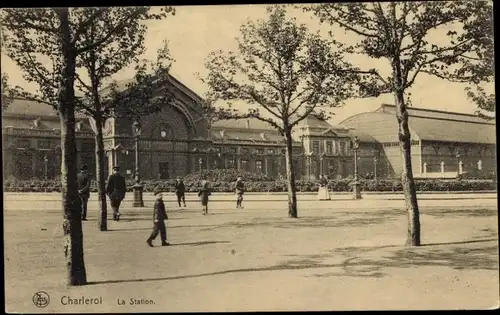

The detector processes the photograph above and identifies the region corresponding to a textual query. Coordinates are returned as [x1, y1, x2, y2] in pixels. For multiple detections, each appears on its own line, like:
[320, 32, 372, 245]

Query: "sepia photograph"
[1, 2, 498, 312]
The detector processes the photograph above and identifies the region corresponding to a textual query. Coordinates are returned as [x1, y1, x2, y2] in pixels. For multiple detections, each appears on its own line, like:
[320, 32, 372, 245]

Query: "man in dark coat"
[77, 164, 91, 221]
[147, 189, 169, 247]
[106, 165, 127, 221]
[174, 177, 187, 208]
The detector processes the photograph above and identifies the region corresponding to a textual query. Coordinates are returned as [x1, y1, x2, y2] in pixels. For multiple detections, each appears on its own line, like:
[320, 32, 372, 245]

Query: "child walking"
[234, 176, 245, 209]
[146, 189, 170, 247]
[198, 180, 212, 215]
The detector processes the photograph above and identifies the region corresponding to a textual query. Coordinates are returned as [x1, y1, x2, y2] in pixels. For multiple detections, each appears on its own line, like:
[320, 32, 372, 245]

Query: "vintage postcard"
[2, 3, 498, 312]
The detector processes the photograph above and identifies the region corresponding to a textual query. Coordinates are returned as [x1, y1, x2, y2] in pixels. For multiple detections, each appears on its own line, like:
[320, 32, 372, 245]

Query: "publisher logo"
[33, 291, 50, 308]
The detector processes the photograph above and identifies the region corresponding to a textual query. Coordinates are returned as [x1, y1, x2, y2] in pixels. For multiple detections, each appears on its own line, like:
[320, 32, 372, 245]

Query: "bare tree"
[307, 1, 492, 246]
[1, 7, 171, 285]
[201, 6, 361, 218]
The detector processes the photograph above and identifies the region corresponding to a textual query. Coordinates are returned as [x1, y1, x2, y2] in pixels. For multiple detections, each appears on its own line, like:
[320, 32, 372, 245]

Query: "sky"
[1, 5, 492, 125]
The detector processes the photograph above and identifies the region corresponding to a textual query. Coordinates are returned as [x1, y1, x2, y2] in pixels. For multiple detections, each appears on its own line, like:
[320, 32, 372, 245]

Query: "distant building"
[2, 76, 495, 181]
[339, 104, 497, 179]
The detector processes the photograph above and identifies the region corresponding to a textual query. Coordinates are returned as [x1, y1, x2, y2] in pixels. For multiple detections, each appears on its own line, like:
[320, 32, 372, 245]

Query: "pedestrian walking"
[77, 164, 91, 221]
[174, 177, 187, 208]
[198, 180, 211, 215]
[235, 176, 245, 209]
[317, 174, 331, 201]
[106, 166, 127, 221]
[146, 188, 170, 247]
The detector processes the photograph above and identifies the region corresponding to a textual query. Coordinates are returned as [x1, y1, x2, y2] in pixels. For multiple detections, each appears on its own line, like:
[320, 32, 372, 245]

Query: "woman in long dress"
[317, 174, 331, 201]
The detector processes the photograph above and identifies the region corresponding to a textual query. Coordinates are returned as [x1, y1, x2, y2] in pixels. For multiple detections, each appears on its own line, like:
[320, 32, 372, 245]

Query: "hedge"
[3, 178, 496, 193]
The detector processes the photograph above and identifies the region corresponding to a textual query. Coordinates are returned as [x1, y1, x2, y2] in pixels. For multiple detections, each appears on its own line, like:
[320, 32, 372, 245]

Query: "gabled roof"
[339, 104, 496, 144]
[347, 129, 378, 143]
[3, 99, 87, 119]
[376, 104, 495, 125]
[106, 74, 204, 106]
[296, 114, 333, 129]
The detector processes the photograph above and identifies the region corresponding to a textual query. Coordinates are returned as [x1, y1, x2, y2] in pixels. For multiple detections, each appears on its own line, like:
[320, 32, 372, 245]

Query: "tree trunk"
[95, 115, 108, 231]
[57, 8, 87, 285]
[284, 129, 298, 218]
[394, 90, 421, 247]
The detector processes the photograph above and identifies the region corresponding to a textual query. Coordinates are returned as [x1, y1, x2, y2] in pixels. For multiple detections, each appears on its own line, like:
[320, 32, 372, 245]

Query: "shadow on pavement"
[85, 238, 498, 286]
[168, 240, 231, 247]
[313, 238, 499, 278]
[422, 238, 498, 247]
[423, 207, 497, 218]
[107, 228, 152, 232]
[199, 210, 403, 231]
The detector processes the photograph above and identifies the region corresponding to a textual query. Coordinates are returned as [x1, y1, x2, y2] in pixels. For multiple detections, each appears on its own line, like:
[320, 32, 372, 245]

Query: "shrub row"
[3, 178, 496, 193]
[183, 169, 273, 182]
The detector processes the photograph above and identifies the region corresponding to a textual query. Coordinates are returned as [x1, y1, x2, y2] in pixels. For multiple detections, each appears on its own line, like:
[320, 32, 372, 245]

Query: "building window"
[256, 149, 264, 155]
[228, 159, 236, 169]
[312, 141, 320, 154]
[326, 142, 333, 155]
[256, 160, 263, 173]
[228, 147, 237, 154]
[346, 140, 352, 154]
[159, 124, 173, 139]
[38, 140, 51, 149]
[81, 142, 94, 151]
[339, 141, 345, 156]
[242, 148, 249, 155]
[159, 162, 169, 179]
[16, 139, 30, 148]
[241, 160, 248, 171]
[267, 149, 275, 155]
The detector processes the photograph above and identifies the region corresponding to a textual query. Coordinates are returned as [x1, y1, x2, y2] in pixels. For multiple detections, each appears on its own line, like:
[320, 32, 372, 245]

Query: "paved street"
[4, 194, 499, 312]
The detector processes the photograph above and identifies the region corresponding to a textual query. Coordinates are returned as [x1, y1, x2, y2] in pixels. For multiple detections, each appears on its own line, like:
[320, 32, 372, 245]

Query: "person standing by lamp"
[77, 164, 91, 221]
[106, 165, 127, 221]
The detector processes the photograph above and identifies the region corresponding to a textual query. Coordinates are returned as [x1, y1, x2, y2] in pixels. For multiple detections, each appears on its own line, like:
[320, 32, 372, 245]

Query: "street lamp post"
[132, 120, 144, 207]
[43, 155, 48, 179]
[351, 136, 362, 200]
[455, 150, 461, 178]
[373, 149, 379, 181]
[199, 157, 203, 173]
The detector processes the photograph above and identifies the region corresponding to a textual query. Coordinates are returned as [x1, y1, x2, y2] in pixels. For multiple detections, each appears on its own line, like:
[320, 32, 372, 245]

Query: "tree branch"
[245, 112, 283, 132]
[287, 90, 316, 120]
[246, 88, 284, 120]
[71, 9, 108, 45]
[19, 41, 58, 89]
[2, 12, 58, 34]
[75, 8, 145, 55]
[321, 6, 381, 39]
[75, 74, 92, 92]
[290, 103, 319, 128]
